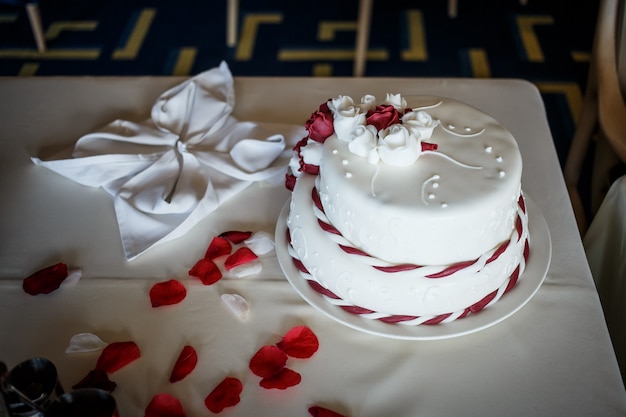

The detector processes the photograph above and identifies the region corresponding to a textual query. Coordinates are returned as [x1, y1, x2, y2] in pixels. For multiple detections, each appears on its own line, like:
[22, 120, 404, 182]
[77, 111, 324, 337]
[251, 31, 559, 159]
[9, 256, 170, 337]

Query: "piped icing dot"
[448, 124, 456, 129]
[496, 156, 503, 162]
[465, 127, 471, 132]
[345, 172, 353, 178]
[332, 149, 338, 154]
[428, 193, 436, 200]
[432, 182, 439, 189]
[498, 169, 506, 178]
[441, 202, 448, 208]
[342, 159, 349, 165]
[485, 145, 493, 153]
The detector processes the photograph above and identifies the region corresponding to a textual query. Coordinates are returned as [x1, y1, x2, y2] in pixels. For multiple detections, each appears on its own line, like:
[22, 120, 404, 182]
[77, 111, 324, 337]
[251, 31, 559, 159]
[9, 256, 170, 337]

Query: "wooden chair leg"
[448, 0, 458, 18]
[353, 0, 372, 77]
[26, 3, 45, 53]
[226, 0, 238, 47]
[564, 63, 599, 188]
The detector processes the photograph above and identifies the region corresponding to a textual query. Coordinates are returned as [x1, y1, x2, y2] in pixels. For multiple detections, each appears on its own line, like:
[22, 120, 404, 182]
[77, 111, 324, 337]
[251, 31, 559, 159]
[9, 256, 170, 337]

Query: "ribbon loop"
[31, 61, 302, 260]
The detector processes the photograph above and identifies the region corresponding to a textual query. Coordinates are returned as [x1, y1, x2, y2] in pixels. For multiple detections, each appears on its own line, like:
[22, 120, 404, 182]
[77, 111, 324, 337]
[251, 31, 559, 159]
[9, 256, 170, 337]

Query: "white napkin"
[32, 62, 303, 260]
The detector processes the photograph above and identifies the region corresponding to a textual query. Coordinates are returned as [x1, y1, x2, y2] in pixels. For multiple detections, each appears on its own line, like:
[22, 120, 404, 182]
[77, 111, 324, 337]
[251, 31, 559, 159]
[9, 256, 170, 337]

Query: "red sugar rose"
[95, 341, 141, 374]
[205, 377, 243, 413]
[150, 279, 186, 307]
[305, 102, 334, 142]
[169, 345, 198, 383]
[22, 262, 69, 295]
[366, 104, 400, 130]
[285, 172, 297, 191]
[145, 393, 186, 417]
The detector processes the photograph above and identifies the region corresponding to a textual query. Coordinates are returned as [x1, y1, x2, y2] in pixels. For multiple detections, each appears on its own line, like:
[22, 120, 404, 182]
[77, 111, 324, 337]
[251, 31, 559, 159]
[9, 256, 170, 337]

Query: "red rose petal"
[150, 279, 187, 307]
[224, 247, 258, 271]
[204, 377, 243, 413]
[249, 345, 287, 377]
[219, 230, 253, 244]
[169, 345, 198, 383]
[204, 236, 232, 260]
[308, 406, 347, 417]
[189, 258, 223, 285]
[95, 341, 141, 374]
[259, 367, 301, 390]
[71, 369, 117, 392]
[22, 262, 69, 295]
[145, 393, 186, 417]
[276, 325, 319, 358]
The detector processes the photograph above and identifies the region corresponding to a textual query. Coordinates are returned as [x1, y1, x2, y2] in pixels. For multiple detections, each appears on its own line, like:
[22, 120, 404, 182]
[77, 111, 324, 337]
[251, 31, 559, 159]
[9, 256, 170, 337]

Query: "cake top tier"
[287, 94, 523, 265]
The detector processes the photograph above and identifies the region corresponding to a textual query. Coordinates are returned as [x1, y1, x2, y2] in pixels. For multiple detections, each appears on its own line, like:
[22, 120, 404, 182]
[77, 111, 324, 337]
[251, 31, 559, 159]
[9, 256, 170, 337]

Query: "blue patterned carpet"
[0, 0, 598, 202]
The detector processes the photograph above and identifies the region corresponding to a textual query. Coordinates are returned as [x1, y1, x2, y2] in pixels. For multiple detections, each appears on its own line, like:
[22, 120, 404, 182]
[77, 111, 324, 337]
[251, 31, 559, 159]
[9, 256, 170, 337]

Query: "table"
[0, 75, 624, 417]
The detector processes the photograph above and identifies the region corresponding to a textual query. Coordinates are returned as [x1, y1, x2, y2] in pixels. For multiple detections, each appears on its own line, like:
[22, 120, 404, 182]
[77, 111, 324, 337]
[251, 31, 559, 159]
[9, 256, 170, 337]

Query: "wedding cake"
[282, 94, 529, 325]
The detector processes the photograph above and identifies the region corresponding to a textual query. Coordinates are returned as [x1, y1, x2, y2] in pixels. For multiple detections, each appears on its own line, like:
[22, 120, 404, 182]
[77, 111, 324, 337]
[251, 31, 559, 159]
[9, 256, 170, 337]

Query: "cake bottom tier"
[285, 175, 530, 325]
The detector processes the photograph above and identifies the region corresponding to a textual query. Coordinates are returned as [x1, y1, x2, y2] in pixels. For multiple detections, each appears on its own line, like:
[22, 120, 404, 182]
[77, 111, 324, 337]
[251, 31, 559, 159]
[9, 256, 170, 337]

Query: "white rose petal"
[244, 231, 275, 255]
[59, 269, 82, 287]
[384, 93, 407, 112]
[227, 260, 262, 278]
[221, 293, 250, 320]
[66, 333, 108, 354]
[328, 95, 357, 115]
[359, 94, 377, 111]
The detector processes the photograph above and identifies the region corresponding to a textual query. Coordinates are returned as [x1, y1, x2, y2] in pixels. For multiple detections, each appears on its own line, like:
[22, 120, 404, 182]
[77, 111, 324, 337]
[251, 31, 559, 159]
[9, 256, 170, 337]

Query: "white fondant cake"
[283, 94, 530, 325]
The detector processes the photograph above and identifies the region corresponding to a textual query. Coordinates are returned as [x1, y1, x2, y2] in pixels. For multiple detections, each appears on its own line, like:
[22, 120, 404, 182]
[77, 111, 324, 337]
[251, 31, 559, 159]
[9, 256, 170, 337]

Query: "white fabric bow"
[32, 62, 303, 260]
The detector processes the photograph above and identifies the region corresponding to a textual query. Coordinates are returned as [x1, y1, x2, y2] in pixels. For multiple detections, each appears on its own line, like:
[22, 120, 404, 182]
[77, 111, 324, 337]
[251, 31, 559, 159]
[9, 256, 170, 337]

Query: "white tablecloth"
[0, 76, 624, 417]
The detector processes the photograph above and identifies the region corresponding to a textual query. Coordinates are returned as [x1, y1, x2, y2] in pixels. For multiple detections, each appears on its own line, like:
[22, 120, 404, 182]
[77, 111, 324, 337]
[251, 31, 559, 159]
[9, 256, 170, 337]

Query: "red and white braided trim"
[313, 185, 527, 277]
[286, 194, 530, 326]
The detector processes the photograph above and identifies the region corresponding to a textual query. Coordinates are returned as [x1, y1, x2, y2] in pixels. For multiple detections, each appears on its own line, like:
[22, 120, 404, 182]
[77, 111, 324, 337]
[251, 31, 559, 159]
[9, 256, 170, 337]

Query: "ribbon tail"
[32, 153, 160, 189]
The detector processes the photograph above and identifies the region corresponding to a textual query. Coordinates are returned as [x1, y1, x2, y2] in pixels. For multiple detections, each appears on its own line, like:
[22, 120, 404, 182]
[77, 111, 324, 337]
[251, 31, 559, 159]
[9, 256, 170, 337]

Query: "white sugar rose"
[328, 95, 356, 114]
[288, 154, 301, 177]
[328, 95, 367, 140]
[377, 124, 421, 166]
[348, 124, 380, 164]
[359, 94, 377, 112]
[384, 93, 408, 112]
[300, 140, 324, 166]
[402, 110, 438, 140]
